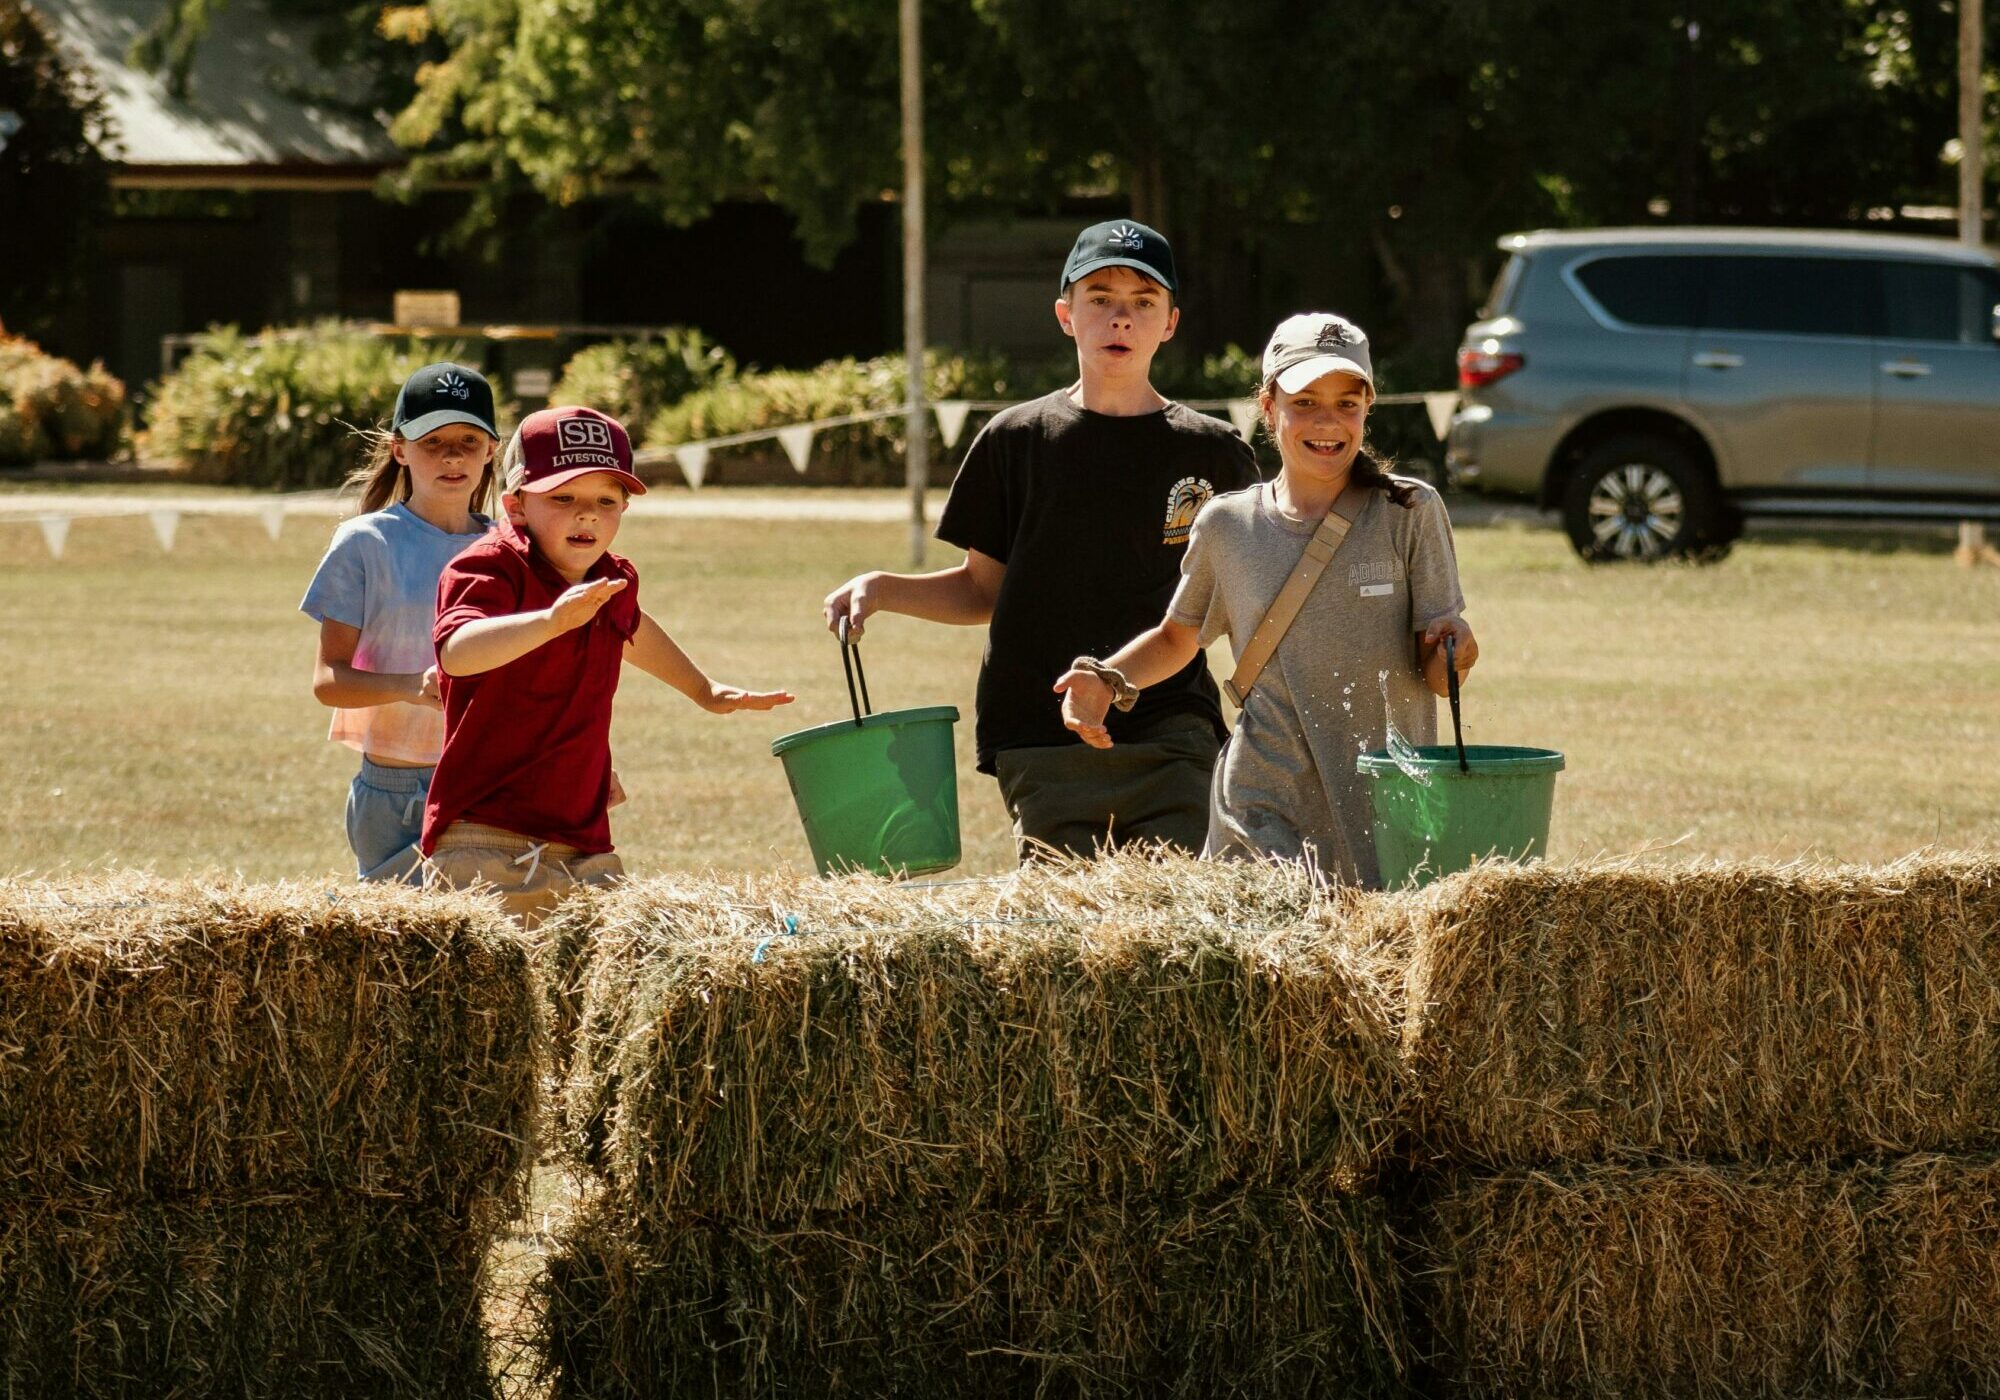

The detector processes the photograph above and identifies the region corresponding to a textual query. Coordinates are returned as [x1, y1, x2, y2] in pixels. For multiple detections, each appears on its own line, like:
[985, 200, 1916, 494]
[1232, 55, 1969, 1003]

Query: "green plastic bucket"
[771, 706, 962, 877]
[1356, 744, 1565, 889]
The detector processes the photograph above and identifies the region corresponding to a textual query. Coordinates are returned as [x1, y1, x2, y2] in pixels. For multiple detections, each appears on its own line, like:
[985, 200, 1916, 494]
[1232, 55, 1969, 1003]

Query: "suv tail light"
[1458, 345, 1525, 389]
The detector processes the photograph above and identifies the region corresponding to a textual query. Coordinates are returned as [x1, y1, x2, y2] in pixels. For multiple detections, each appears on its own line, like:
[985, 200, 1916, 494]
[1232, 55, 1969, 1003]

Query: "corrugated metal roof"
[30, 0, 400, 167]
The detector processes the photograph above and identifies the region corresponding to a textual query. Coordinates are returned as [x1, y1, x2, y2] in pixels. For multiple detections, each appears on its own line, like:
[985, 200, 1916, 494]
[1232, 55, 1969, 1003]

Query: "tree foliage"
[139, 0, 1994, 366]
[0, 0, 112, 346]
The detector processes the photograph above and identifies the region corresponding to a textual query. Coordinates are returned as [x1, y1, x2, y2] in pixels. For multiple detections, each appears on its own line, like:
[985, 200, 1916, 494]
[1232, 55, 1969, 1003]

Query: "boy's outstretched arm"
[1053, 616, 1203, 749]
[440, 576, 628, 676]
[823, 550, 1005, 636]
[626, 610, 794, 713]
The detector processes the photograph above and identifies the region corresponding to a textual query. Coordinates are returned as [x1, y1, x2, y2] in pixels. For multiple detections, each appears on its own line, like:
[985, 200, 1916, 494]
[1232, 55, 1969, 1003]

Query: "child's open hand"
[1054, 669, 1116, 749]
[548, 577, 628, 633]
[700, 682, 796, 714]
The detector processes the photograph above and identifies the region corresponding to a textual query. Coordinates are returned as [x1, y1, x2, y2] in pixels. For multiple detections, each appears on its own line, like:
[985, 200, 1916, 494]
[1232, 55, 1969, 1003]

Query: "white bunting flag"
[676, 444, 711, 489]
[934, 400, 973, 450]
[1227, 398, 1261, 439]
[149, 508, 181, 552]
[259, 500, 286, 540]
[777, 424, 816, 475]
[1424, 392, 1458, 441]
[38, 514, 70, 560]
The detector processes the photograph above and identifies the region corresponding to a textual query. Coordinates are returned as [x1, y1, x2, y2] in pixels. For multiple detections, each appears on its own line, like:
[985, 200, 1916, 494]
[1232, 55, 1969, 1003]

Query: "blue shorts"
[345, 757, 433, 883]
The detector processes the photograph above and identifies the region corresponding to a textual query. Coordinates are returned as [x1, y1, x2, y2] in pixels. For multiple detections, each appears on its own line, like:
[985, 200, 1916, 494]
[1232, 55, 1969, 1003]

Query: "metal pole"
[1962, 0, 1992, 564]
[1963, 0, 1984, 245]
[899, 0, 929, 567]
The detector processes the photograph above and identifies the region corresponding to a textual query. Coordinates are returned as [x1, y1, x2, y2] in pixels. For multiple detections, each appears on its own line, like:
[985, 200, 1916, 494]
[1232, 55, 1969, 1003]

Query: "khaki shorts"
[423, 821, 625, 928]
[992, 713, 1221, 863]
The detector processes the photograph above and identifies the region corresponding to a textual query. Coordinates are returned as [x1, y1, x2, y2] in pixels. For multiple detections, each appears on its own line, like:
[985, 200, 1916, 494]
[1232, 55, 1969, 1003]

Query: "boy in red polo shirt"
[420, 405, 792, 923]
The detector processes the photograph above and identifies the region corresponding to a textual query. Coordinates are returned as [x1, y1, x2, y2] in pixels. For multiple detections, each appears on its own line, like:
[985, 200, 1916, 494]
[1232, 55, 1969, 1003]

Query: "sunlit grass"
[2, 500, 1995, 879]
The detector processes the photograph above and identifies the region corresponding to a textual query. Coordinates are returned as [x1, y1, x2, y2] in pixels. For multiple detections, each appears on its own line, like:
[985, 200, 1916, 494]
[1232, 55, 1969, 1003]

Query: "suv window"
[1701, 255, 1877, 338]
[1573, 255, 1701, 328]
[1879, 261, 2000, 344]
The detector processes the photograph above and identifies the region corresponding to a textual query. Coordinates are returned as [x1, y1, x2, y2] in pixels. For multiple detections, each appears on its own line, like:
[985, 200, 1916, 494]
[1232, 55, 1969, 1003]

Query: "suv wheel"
[1561, 436, 1725, 562]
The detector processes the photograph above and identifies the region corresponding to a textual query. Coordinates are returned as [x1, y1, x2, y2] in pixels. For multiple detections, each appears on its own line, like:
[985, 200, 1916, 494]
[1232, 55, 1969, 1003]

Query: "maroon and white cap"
[506, 406, 648, 495]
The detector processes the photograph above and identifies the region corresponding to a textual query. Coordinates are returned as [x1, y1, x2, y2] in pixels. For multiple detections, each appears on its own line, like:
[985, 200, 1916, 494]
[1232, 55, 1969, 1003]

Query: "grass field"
[2, 489, 1996, 878]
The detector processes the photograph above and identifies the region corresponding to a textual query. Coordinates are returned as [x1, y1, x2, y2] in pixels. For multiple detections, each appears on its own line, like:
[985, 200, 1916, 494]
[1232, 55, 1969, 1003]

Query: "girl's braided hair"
[1259, 376, 1422, 508]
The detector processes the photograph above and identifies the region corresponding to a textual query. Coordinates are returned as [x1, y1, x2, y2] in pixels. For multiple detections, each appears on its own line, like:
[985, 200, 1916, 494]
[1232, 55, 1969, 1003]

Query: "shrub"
[547, 330, 736, 432]
[0, 334, 124, 465]
[141, 322, 478, 489]
[1150, 341, 1263, 401]
[638, 344, 1283, 487]
[644, 348, 1036, 486]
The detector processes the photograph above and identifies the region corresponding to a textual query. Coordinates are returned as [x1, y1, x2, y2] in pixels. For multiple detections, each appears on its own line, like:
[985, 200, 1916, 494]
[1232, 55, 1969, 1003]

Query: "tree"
[140, 0, 1996, 374]
[389, 0, 1075, 258]
[0, 0, 112, 347]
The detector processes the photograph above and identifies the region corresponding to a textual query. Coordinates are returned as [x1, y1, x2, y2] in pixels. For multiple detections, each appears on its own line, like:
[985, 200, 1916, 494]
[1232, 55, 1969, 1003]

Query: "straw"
[1420, 1153, 2000, 1398]
[0, 1196, 498, 1397]
[549, 854, 1407, 1217]
[0, 874, 539, 1217]
[536, 1186, 1406, 1399]
[1392, 855, 2000, 1167]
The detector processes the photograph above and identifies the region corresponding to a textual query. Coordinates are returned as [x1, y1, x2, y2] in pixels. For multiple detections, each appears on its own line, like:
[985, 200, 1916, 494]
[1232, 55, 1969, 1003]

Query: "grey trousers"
[992, 713, 1221, 862]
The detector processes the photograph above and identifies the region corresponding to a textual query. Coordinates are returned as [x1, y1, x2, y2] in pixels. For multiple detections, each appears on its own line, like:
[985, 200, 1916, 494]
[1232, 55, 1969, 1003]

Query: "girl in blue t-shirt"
[300, 363, 499, 880]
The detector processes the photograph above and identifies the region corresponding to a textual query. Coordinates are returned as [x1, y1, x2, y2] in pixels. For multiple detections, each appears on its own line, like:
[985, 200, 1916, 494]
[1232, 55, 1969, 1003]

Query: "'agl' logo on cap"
[557, 418, 613, 450]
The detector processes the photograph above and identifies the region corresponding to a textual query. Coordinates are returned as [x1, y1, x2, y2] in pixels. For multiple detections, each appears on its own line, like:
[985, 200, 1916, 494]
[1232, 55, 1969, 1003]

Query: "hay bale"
[1420, 1163, 1871, 1399]
[0, 875, 537, 1218]
[537, 1187, 1406, 1399]
[1396, 857, 2000, 1167]
[537, 883, 626, 1085]
[1872, 1152, 2000, 1392]
[556, 855, 1404, 1216]
[0, 1196, 495, 1397]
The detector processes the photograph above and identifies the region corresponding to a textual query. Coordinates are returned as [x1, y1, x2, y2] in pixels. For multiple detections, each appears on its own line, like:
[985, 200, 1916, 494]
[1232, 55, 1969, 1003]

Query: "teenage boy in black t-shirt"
[823, 220, 1258, 860]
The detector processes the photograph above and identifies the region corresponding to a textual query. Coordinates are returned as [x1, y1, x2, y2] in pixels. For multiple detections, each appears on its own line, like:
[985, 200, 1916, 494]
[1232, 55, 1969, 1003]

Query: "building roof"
[30, 0, 399, 170]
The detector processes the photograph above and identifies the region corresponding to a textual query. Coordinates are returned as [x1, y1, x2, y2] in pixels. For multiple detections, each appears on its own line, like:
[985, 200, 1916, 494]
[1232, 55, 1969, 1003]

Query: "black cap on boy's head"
[393, 363, 499, 441]
[1061, 220, 1177, 295]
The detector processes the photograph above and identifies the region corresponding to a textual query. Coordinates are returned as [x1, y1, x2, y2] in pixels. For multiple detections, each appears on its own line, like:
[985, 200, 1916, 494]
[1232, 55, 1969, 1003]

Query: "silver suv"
[1447, 228, 2000, 560]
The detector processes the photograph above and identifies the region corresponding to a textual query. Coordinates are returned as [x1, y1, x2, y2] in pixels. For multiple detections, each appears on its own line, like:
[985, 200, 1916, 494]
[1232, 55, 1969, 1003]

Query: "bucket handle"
[837, 617, 873, 726]
[1444, 632, 1469, 773]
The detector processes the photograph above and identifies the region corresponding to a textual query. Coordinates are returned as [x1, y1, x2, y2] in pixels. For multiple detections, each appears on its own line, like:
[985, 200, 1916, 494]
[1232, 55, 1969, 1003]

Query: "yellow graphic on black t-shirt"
[1162, 476, 1214, 545]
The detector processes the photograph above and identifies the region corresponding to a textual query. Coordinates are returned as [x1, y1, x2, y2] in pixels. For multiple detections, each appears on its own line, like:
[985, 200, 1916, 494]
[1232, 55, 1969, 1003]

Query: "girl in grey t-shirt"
[1055, 314, 1479, 886]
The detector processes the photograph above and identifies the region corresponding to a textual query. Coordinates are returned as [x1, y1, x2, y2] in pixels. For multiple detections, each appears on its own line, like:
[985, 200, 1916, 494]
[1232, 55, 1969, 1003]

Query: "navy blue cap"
[1061, 220, 1177, 295]
[393, 362, 498, 441]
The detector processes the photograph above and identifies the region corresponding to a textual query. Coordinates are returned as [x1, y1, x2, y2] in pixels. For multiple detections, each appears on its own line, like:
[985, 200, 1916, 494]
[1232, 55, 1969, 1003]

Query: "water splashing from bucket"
[1379, 671, 1431, 787]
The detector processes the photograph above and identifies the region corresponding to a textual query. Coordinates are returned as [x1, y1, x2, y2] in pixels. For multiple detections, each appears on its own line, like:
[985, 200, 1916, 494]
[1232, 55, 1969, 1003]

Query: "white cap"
[1262, 313, 1374, 394]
